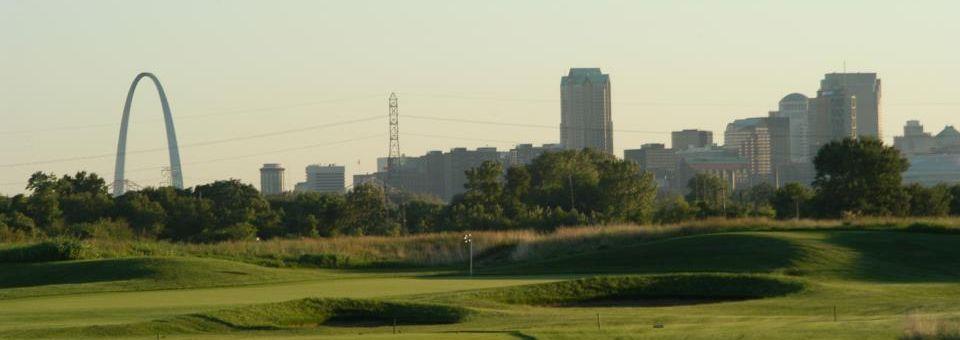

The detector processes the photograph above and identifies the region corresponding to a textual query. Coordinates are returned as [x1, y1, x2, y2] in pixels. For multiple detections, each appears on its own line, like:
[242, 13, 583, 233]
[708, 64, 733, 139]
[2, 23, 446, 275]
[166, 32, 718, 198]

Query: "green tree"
[142, 187, 215, 241]
[685, 173, 729, 216]
[653, 196, 700, 223]
[116, 192, 166, 237]
[402, 199, 443, 234]
[949, 184, 960, 216]
[812, 138, 910, 217]
[771, 183, 814, 219]
[904, 183, 952, 217]
[194, 180, 273, 229]
[341, 184, 396, 236]
[596, 159, 656, 222]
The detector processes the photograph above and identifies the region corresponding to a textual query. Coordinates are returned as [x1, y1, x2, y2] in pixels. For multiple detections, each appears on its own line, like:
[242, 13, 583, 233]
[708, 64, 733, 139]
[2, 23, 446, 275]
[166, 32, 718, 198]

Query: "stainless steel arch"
[112, 72, 184, 196]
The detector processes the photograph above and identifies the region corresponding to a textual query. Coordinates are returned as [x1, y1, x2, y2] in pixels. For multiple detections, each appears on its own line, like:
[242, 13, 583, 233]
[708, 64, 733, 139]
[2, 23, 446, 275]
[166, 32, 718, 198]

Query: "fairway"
[3, 230, 960, 339]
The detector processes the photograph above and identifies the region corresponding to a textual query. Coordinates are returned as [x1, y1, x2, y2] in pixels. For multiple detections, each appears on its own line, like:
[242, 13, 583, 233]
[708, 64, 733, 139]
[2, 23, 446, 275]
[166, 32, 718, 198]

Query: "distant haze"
[2, 0, 959, 194]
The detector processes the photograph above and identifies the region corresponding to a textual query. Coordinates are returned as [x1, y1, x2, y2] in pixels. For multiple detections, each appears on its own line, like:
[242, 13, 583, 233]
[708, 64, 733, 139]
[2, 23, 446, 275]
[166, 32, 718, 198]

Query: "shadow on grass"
[472, 233, 801, 276]
[823, 231, 960, 282]
[0, 258, 153, 288]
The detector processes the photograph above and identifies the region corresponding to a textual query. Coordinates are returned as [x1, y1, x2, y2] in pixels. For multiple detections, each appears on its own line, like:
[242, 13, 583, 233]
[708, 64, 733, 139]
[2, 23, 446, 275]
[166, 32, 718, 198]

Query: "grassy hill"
[483, 231, 960, 282]
[0, 256, 330, 299]
[3, 227, 960, 339]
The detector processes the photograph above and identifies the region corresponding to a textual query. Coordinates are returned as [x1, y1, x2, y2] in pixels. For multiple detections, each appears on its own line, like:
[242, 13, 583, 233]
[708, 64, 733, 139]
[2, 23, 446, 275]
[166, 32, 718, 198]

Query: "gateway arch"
[112, 72, 184, 196]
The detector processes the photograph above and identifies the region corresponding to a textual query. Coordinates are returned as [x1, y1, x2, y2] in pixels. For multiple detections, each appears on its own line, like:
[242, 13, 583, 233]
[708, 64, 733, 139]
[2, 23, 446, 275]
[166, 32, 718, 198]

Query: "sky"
[2, 0, 959, 195]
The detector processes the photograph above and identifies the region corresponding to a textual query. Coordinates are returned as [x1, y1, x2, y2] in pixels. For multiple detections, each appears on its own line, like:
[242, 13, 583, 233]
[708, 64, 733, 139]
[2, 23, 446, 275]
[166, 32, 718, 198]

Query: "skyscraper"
[671, 129, 713, 150]
[808, 88, 857, 156]
[561, 68, 613, 154]
[820, 73, 881, 139]
[769, 93, 811, 162]
[259, 163, 285, 195]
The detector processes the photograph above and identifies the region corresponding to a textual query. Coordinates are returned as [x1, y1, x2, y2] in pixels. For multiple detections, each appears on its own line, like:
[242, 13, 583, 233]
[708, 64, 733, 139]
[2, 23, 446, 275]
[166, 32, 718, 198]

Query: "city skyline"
[3, 1, 960, 194]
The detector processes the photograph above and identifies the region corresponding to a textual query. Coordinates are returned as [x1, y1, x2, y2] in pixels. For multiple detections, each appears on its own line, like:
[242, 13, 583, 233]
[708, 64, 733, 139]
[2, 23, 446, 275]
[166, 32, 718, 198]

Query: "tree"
[267, 192, 345, 237]
[596, 159, 656, 223]
[341, 184, 396, 236]
[904, 183, 952, 217]
[522, 149, 656, 224]
[142, 187, 215, 241]
[950, 184, 960, 216]
[771, 183, 814, 219]
[194, 180, 273, 229]
[812, 138, 910, 217]
[686, 173, 729, 216]
[653, 196, 699, 223]
[402, 199, 443, 234]
[116, 192, 166, 237]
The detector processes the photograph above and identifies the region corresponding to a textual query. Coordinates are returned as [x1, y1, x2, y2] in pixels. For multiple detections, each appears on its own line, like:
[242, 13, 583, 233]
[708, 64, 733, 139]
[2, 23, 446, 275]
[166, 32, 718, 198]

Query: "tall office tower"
[820, 73, 881, 139]
[724, 119, 773, 183]
[303, 164, 345, 193]
[259, 163, 285, 195]
[808, 88, 857, 157]
[561, 68, 613, 154]
[769, 93, 811, 162]
[671, 129, 714, 151]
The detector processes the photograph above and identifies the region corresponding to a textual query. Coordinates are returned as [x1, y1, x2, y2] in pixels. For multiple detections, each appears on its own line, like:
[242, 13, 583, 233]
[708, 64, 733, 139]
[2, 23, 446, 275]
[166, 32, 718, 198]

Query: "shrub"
[198, 223, 259, 243]
[0, 238, 95, 263]
[67, 219, 135, 240]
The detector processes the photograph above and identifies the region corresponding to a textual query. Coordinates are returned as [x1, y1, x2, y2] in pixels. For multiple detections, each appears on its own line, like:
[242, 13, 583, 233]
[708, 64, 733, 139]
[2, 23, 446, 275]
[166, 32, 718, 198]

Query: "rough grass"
[8, 298, 471, 338]
[478, 274, 806, 306]
[5, 217, 960, 270]
[0, 256, 327, 299]
[902, 312, 960, 340]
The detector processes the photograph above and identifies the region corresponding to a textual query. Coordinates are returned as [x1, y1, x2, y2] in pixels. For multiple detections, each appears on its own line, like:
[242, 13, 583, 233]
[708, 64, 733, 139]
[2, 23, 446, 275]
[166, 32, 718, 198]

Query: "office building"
[894, 121, 960, 155]
[259, 163, 285, 195]
[672, 129, 713, 151]
[624, 144, 677, 176]
[561, 68, 613, 154]
[724, 119, 772, 184]
[296, 164, 345, 193]
[508, 143, 563, 166]
[769, 93, 811, 162]
[820, 73, 881, 139]
[624, 144, 677, 191]
[808, 88, 856, 156]
[674, 146, 748, 192]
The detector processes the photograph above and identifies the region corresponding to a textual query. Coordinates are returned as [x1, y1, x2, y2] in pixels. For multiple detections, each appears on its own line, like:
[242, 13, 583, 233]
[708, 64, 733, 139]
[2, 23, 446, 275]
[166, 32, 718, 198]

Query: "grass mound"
[486, 232, 799, 275]
[14, 298, 470, 338]
[0, 256, 324, 299]
[0, 239, 93, 263]
[480, 274, 805, 307]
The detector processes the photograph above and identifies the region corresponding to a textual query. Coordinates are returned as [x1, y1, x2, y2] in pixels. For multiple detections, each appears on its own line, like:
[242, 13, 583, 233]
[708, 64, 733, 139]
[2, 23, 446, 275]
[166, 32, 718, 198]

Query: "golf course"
[2, 224, 959, 339]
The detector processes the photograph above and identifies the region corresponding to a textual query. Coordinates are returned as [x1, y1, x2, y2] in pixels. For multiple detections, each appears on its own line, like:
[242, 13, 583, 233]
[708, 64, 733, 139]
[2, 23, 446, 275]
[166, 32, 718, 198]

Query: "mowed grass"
[3, 228, 960, 339]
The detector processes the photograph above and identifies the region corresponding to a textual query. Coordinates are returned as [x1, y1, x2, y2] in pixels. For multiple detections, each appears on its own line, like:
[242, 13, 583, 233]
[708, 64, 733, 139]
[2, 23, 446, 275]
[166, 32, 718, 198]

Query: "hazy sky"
[2, 0, 959, 195]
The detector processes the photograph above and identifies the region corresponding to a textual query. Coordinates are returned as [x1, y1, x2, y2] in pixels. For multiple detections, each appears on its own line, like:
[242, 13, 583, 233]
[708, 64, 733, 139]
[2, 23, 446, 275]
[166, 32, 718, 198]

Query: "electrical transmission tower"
[386, 92, 401, 190]
[159, 167, 173, 187]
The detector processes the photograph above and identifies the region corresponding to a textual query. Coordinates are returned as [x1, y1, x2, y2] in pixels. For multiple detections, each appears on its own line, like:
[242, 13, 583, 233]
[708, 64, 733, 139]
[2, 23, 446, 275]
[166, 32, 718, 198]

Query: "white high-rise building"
[259, 163, 285, 195]
[298, 164, 345, 193]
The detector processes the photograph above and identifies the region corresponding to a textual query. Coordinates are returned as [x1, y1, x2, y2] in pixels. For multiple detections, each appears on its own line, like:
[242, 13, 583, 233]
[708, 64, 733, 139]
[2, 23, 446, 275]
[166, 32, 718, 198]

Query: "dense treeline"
[2, 140, 960, 242]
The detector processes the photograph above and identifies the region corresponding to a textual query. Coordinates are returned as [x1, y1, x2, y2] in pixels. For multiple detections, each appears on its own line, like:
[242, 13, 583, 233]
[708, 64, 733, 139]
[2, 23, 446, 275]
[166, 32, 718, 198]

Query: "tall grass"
[3, 217, 960, 268]
[902, 312, 960, 340]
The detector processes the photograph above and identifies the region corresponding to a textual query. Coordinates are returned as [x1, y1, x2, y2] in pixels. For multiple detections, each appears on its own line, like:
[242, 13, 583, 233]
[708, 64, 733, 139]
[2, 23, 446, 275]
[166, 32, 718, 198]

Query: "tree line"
[2, 139, 959, 242]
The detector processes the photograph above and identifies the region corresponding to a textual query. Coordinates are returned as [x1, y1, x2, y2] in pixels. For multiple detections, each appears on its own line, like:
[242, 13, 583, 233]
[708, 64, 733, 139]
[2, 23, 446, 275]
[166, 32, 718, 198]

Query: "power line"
[0, 134, 385, 188]
[0, 115, 381, 168]
[0, 93, 385, 136]
[405, 114, 870, 139]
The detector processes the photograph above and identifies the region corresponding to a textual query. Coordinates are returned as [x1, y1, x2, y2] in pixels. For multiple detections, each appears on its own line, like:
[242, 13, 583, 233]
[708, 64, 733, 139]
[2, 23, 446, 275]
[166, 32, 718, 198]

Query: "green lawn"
[2, 230, 959, 339]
